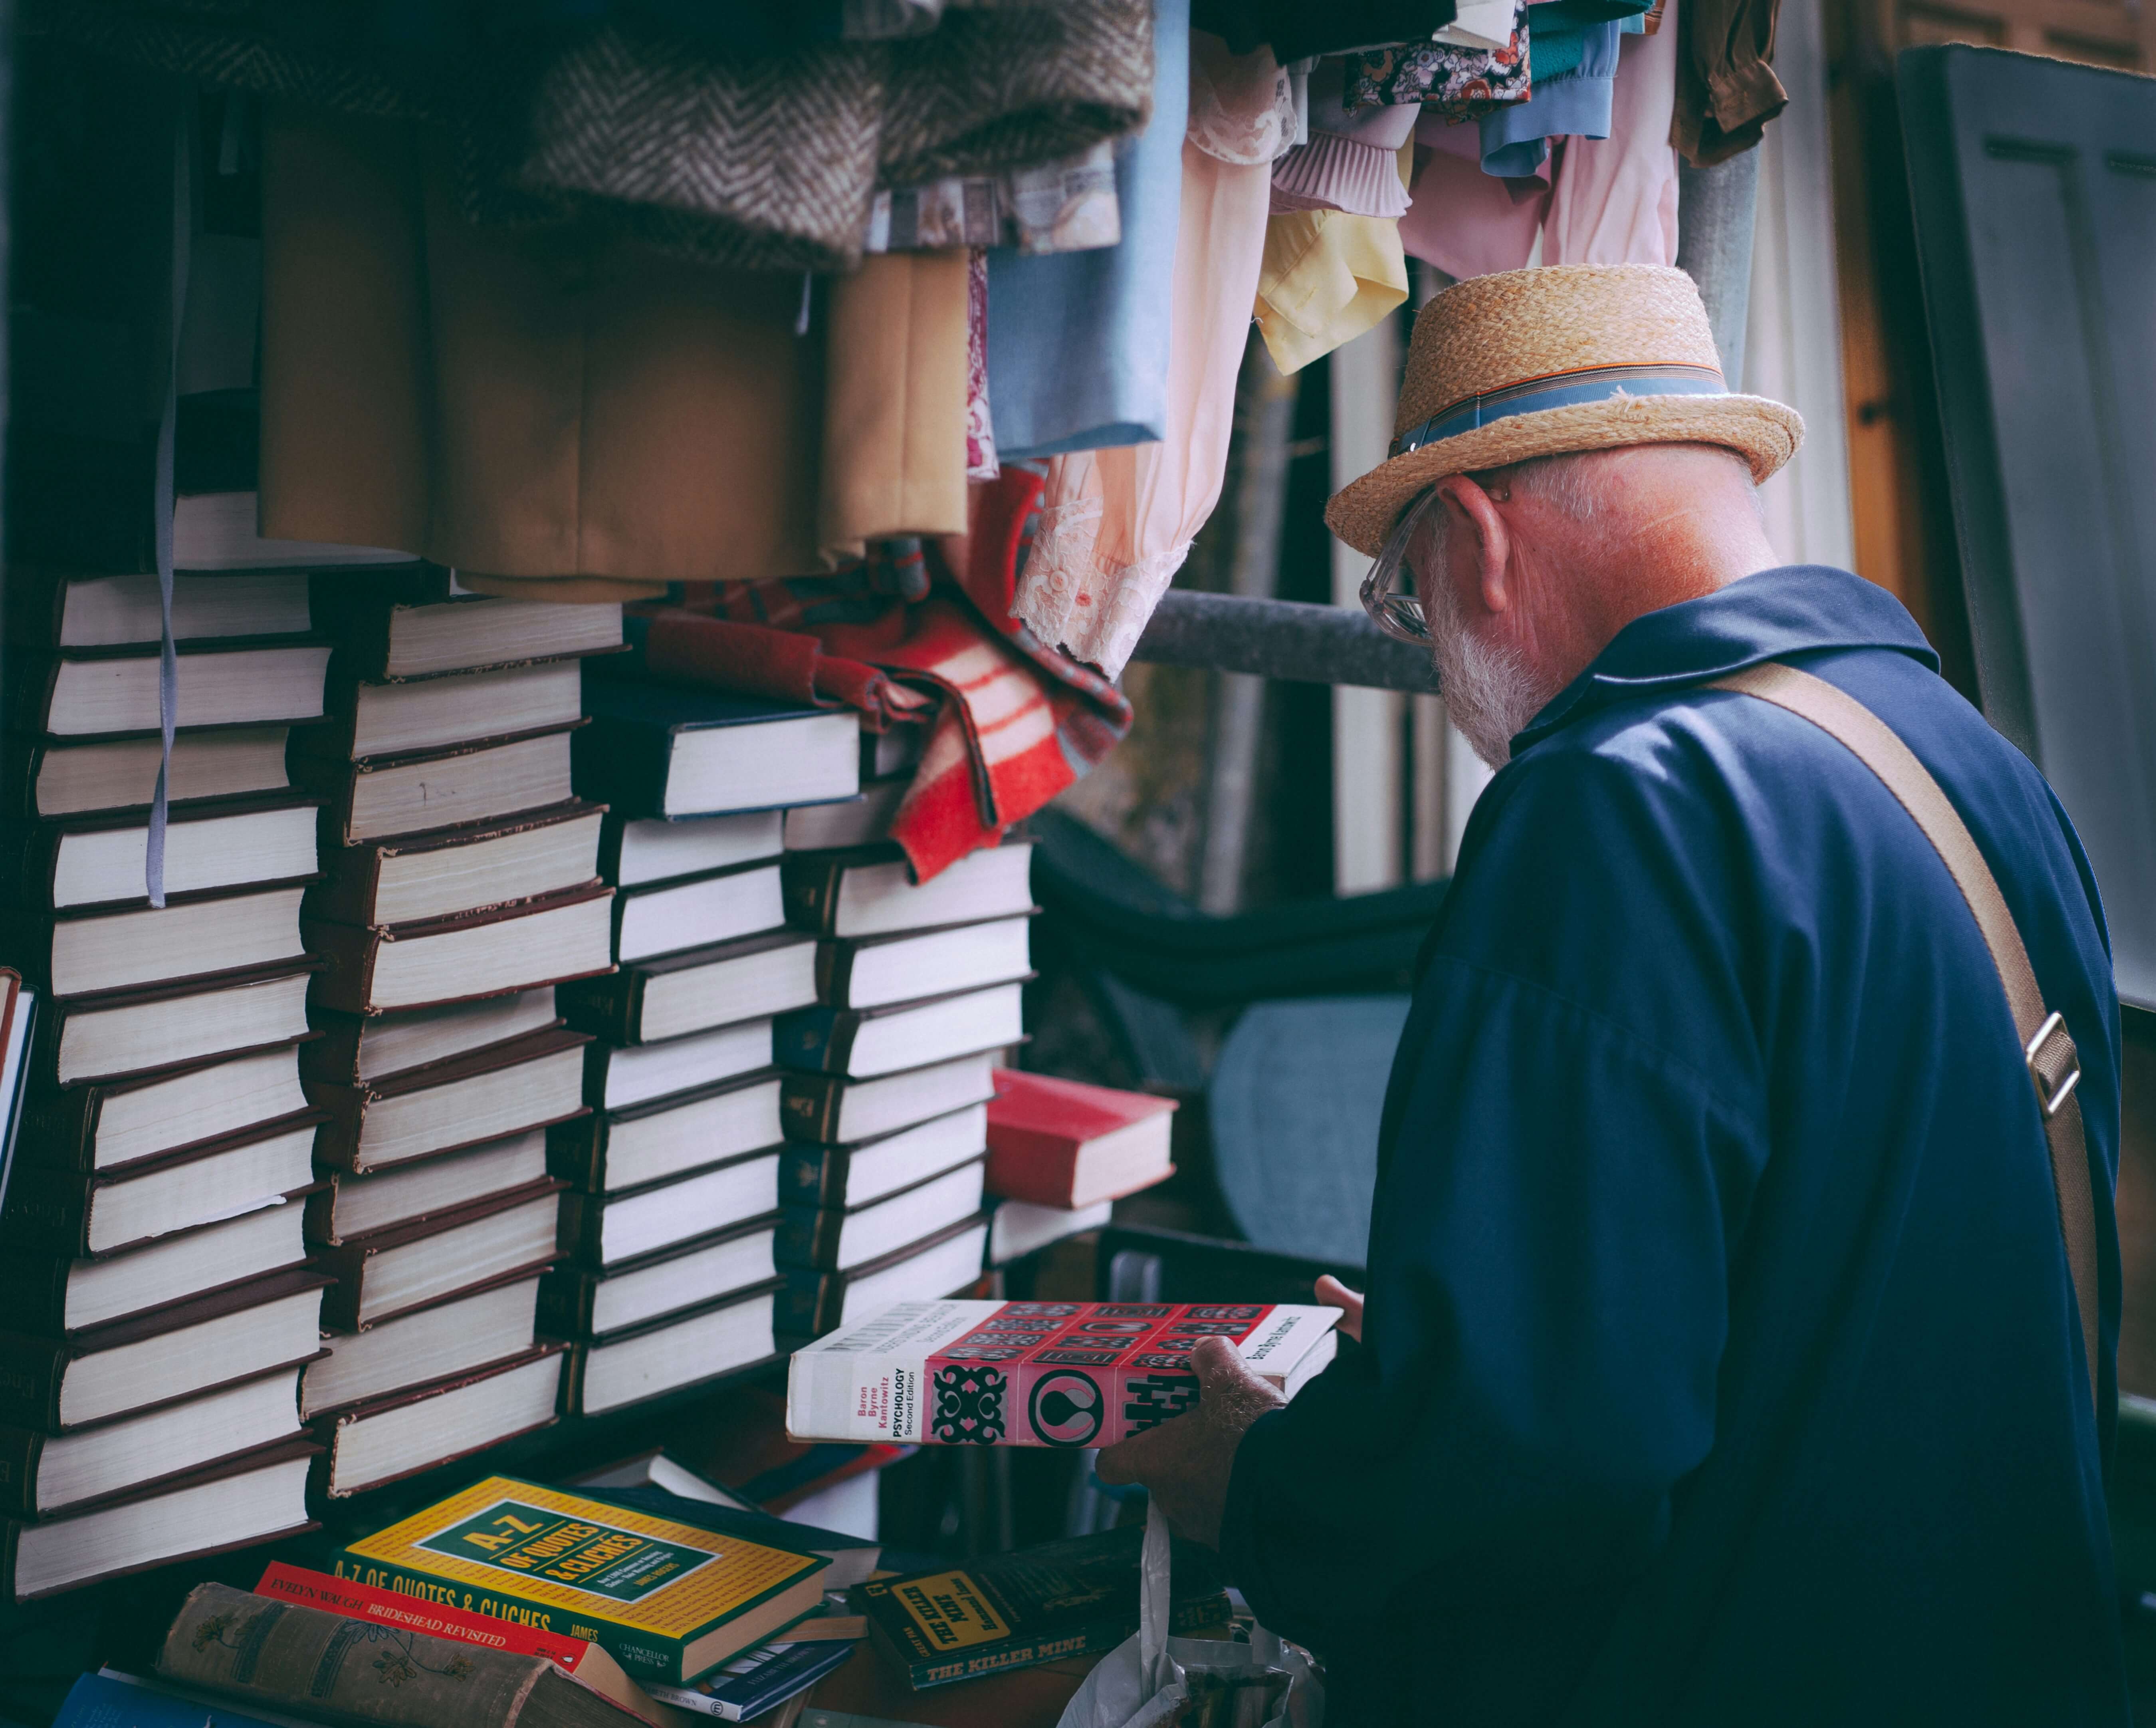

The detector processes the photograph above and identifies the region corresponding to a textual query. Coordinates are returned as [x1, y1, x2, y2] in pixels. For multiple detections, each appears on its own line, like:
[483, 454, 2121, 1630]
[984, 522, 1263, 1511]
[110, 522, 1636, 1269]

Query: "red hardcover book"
[983, 1069, 1176, 1208]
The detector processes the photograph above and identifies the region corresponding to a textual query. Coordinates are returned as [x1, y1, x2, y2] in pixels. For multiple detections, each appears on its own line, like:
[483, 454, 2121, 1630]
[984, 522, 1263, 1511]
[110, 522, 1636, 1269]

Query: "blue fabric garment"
[1480, 18, 1620, 174]
[984, 0, 1187, 458]
[1220, 567, 2128, 1726]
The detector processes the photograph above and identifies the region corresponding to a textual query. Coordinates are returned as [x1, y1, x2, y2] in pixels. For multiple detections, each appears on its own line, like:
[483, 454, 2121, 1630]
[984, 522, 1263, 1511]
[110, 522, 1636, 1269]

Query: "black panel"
[1900, 45, 2156, 1007]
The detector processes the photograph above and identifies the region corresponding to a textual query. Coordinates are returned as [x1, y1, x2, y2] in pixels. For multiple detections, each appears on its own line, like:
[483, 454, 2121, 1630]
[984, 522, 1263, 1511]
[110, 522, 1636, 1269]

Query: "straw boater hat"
[1325, 264, 1805, 556]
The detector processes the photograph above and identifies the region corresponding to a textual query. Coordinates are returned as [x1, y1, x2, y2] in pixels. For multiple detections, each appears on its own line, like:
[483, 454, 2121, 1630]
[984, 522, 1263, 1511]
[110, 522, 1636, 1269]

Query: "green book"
[851, 1526, 1231, 1690]
[335, 1474, 830, 1684]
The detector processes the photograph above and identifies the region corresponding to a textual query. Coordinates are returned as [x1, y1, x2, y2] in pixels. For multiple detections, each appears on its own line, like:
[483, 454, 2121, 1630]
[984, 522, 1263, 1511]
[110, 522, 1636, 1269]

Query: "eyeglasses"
[1358, 488, 1441, 645]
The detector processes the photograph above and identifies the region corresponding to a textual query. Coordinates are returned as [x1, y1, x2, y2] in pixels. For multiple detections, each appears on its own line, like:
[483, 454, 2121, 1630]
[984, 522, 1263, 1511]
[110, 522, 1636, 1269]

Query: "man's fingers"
[1191, 1335, 1252, 1392]
[1094, 1425, 1168, 1486]
[1314, 1274, 1365, 1342]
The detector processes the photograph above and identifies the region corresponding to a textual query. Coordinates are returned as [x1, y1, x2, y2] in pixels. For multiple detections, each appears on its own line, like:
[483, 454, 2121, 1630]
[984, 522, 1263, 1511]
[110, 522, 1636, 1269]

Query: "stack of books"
[769, 835, 1042, 1343]
[0, 508, 396, 1599]
[983, 1069, 1178, 1265]
[551, 680, 862, 1415]
[293, 575, 625, 1499]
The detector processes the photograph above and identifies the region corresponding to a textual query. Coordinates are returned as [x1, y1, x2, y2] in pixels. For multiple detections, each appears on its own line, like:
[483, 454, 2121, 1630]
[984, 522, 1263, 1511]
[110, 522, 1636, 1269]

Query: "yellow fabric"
[1251, 144, 1412, 375]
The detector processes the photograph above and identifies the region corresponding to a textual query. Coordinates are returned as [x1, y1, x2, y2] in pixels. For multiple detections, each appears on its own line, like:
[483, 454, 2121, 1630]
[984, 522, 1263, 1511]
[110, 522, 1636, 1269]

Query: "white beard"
[1425, 572, 1562, 770]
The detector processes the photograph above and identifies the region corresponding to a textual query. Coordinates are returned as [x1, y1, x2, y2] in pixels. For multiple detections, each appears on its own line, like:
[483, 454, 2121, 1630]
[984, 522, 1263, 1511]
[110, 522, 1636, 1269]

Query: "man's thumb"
[1190, 1335, 1246, 1393]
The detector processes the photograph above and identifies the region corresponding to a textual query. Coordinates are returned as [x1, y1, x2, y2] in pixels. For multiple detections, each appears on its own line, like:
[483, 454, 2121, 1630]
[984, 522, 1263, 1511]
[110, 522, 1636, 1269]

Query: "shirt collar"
[1512, 565, 1940, 751]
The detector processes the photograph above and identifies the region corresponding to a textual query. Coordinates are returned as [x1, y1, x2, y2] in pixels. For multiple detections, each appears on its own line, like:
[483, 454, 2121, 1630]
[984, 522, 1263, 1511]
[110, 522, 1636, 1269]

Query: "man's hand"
[1313, 1274, 1363, 1342]
[1094, 1337, 1284, 1548]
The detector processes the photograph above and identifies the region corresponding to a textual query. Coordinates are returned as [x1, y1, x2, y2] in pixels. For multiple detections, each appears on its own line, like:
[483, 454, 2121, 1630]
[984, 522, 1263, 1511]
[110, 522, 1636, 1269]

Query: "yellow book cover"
[336, 1475, 829, 1684]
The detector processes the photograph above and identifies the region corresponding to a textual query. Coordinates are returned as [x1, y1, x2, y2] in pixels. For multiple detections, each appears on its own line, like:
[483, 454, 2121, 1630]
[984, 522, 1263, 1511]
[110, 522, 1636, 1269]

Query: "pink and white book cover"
[784, 1299, 1342, 1449]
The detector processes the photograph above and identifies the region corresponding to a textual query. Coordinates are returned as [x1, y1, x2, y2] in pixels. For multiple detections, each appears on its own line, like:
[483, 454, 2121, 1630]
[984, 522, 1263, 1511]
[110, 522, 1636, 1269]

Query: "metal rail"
[1127, 590, 1442, 694]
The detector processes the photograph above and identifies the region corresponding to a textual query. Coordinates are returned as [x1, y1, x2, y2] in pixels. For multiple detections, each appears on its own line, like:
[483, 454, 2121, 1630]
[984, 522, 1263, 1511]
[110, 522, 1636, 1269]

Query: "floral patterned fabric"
[1340, 6, 1532, 120]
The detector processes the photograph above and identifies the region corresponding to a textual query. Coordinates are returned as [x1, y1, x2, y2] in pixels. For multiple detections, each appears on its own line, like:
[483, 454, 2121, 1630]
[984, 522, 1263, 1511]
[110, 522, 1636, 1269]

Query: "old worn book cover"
[853, 1525, 1231, 1690]
[336, 1474, 829, 1684]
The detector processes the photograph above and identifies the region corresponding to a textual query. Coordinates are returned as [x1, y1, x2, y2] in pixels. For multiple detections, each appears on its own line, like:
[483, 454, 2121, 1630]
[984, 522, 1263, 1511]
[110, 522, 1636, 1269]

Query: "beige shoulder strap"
[1711, 662, 2101, 1416]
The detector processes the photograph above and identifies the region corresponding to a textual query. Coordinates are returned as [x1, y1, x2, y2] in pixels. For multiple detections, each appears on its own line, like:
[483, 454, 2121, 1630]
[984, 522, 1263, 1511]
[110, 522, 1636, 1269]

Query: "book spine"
[778, 860, 841, 937]
[557, 972, 641, 1047]
[814, 942, 850, 1008]
[0, 1425, 47, 1519]
[981, 1131, 1083, 1208]
[554, 1192, 603, 1263]
[301, 843, 386, 928]
[302, 1185, 341, 1247]
[0, 819, 57, 911]
[772, 1008, 849, 1077]
[779, 1075, 843, 1145]
[570, 721, 667, 823]
[776, 1268, 840, 1340]
[297, 1023, 365, 1087]
[773, 1205, 844, 1270]
[321, 1561, 688, 1680]
[0, 1339, 70, 1429]
[301, 1079, 373, 1174]
[581, 1043, 615, 1108]
[0, 1166, 92, 1254]
[779, 1145, 848, 1209]
[545, 1116, 607, 1193]
[157, 1581, 554, 1721]
[299, 917, 382, 1017]
[11, 1084, 95, 1173]
[4, 659, 63, 742]
[312, 1246, 366, 1333]
[878, 1601, 1227, 1691]
[0, 1251, 75, 1338]
[535, 1266, 597, 1337]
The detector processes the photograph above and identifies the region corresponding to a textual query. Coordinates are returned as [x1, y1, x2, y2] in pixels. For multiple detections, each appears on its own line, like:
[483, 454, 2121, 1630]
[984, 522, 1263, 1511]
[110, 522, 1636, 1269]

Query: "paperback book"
[785, 1300, 1340, 1447]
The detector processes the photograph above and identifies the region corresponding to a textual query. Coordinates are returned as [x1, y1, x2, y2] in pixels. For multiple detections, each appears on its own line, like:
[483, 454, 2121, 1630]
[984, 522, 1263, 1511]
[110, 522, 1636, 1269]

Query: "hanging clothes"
[1344, 8, 1533, 117]
[985, 0, 1191, 460]
[1543, 0, 1681, 266]
[1254, 145, 1412, 373]
[59, 0, 1153, 276]
[1479, 19, 1624, 175]
[1191, 0, 1462, 61]
[1015, 32, 1278, 676]
[1674, 0, 1787, 162]
[818, 250, 972, 568]
[1270, 59, 1419, 216]
[1398, 111, 1550, 280]
[258, 104, 819, 597]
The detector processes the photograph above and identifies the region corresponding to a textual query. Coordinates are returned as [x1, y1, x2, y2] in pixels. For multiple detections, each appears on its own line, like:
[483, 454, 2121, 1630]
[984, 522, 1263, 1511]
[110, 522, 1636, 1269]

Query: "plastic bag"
[1055, 1503, 1324, 1728]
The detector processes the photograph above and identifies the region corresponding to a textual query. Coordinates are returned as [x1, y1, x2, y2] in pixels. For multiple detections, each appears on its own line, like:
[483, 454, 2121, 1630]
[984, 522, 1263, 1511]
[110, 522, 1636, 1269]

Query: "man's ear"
[1435, 474, 1512, 618]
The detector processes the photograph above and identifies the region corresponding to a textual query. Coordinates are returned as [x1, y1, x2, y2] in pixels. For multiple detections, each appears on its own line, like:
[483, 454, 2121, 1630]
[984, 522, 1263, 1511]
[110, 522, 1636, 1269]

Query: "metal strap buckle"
[2025, 1010, 2083, 1119]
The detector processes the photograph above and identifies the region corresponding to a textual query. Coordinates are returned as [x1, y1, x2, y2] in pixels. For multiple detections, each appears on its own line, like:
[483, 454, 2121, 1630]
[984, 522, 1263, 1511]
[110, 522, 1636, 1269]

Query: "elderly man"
[1097, 266, 2127, 1722]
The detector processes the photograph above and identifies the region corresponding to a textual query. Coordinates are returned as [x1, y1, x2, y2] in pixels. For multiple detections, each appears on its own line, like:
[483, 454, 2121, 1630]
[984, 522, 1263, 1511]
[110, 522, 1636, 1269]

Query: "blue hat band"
[1389, 363, 1730, 460]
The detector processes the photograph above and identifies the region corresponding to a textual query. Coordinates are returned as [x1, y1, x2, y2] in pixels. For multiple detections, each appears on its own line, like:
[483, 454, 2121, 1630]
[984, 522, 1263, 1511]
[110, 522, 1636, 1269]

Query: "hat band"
[1388, 363, 1729, 460]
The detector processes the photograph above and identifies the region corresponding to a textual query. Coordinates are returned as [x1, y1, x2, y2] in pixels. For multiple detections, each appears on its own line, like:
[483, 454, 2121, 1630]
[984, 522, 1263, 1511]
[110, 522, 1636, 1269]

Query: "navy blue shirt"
[1221, 567, 2127, 1724]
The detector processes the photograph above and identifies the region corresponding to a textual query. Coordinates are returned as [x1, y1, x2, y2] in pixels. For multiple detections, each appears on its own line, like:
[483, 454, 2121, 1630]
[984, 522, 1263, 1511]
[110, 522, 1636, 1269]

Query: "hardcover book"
[560, 931, 817, 1048]
[781, 841, 1033, 940]
[773, 982, 1026, 1081]
[574, 684, 859, 821]
[785, 1299, 1341, 1448]
[563, 1285, 781, 1417]
[305, 802, 604, 928]
[775, 1216, 989, 1343]
[310, 577, 625, 681]
[852, 1526, 1230, 1690]
[31, 957, 317, 1088]
[251, 1562, 661, 1724]
[2, 1440, 318, 1601]
[310, 1346, 567, 1498]
[155, 1579, 647, 1728]
[305, 885, 615, 1015]
[335, 1474, 830, 1683]
[294, 730, 580, 847]
[985, 1068, 1177, 1209]
[11, 727, 295, 820]
[17, 1039, 312, 1175]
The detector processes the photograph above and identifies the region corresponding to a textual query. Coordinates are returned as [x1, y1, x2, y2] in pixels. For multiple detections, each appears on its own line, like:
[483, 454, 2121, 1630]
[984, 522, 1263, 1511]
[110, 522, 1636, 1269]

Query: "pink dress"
[1014, 34, 1279, 678]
